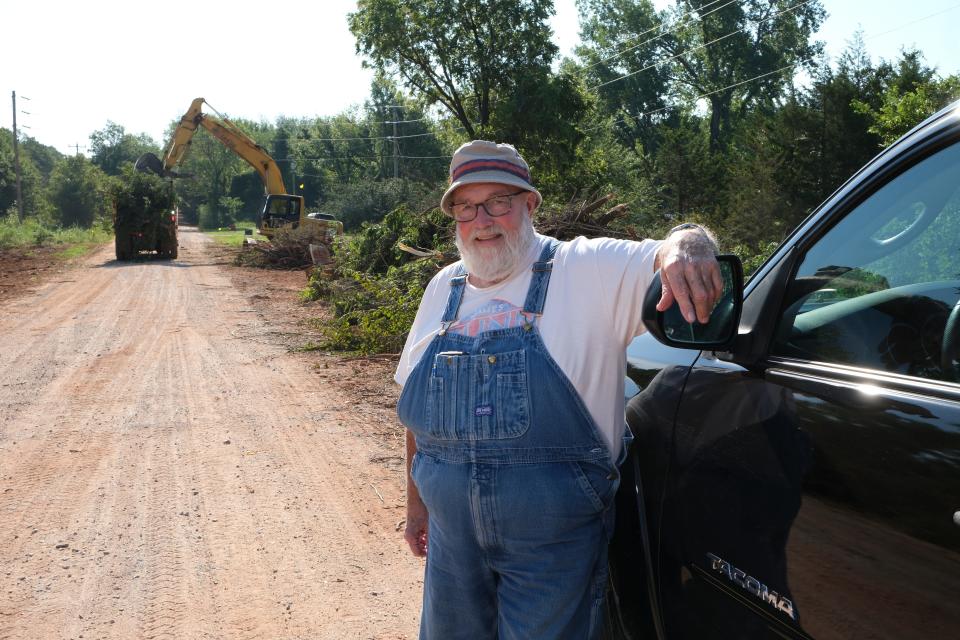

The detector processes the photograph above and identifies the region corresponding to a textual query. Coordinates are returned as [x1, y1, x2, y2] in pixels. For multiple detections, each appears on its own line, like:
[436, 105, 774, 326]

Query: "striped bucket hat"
[440, 140, 542, 216]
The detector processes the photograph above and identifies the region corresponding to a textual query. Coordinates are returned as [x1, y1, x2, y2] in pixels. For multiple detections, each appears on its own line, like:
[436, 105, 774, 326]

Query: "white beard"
[456, 214, 536, 285]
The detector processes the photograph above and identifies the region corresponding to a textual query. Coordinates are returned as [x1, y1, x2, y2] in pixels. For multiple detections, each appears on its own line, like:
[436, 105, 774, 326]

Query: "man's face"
[452, 182, 536, 250]
[451, 182, 538, 285]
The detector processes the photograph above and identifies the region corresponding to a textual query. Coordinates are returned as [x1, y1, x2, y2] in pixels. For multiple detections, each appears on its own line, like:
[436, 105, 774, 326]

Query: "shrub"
[322, 178, 438, 231]
[302, 204, 454, 354]
[340, 204, 453, 275]
[315, 260, 439, 354]
[197, 204, 230, 230]
[0, 213, 112, 249]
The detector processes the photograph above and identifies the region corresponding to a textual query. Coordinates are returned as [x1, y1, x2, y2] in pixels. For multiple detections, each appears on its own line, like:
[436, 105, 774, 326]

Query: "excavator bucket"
[135, 152, 166, 176]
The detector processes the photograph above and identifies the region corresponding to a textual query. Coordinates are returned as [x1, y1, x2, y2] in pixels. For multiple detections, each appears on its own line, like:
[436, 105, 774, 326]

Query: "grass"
[0, 215, 112, 251]
[55, 243, 103, 260]
[203, 221, 264, 247]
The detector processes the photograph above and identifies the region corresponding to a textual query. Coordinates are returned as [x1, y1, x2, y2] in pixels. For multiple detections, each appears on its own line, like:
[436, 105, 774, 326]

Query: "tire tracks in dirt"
[0, 228, 422, 639]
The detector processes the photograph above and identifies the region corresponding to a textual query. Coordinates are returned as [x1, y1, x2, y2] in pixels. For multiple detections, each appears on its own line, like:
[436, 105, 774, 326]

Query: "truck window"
[771, 140, 960, 382]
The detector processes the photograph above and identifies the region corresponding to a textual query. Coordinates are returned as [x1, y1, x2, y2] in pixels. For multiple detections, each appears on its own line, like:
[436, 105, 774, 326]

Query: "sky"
[2, 0, 957, 156]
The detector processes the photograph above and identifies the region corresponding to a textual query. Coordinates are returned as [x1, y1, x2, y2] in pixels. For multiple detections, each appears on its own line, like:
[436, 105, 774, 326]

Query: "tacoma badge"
[706, 552, 796, 620]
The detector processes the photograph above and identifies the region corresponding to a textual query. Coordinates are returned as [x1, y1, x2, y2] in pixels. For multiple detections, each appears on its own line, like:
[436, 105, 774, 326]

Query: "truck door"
[656, 129, 960, 639]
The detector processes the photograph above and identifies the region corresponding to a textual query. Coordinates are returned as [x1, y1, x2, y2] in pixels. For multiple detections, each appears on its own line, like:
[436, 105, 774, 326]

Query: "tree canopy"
[349, 0, 558, 138]
[3, 0, 957, 255]
[89, 122, 160, 176]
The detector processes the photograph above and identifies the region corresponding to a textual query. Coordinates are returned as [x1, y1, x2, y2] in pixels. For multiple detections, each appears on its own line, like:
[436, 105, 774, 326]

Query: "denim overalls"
[398, 240, 630, 639]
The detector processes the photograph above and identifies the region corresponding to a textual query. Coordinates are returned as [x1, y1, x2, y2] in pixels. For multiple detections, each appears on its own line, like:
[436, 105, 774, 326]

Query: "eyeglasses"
[449, 191, 526, 222]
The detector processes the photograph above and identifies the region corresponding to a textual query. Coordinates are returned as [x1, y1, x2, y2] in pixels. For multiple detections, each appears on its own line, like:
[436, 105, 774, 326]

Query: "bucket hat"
[440, 140, 542, 215]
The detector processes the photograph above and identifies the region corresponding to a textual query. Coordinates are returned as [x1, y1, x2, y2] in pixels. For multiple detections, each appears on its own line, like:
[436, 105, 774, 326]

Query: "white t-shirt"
[395, 233, 662, 459]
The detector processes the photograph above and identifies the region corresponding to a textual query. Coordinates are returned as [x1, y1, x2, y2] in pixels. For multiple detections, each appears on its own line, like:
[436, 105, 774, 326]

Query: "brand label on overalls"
[475, 405, 493, 417]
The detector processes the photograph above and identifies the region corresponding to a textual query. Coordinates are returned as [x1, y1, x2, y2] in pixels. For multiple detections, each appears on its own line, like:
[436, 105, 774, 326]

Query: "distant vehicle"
[136, 98, 343, 240]
[306, 212, 337, 221]
[608, 100, 960, 639]
[113, 173, 178, 261]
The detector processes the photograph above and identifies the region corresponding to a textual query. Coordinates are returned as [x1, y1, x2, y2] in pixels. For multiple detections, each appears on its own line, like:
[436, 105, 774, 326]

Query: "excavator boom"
[136, 97, 342, 239]
[161, 98, 287, 195]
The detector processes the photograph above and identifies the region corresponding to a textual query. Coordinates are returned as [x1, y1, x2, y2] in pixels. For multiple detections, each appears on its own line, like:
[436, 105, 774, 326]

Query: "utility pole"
[392, 106, 399, 179]
[11, 91, 24, 223]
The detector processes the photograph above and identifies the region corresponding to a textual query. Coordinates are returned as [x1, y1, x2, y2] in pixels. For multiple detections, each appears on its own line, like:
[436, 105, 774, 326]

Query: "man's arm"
[404, 429, 428, 557]
[654, 224, 722, 324]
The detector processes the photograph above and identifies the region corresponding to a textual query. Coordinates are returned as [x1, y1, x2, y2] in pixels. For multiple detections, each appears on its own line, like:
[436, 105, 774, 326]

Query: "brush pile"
[534, 194, 639, 241]
[235, 226, 334, 269]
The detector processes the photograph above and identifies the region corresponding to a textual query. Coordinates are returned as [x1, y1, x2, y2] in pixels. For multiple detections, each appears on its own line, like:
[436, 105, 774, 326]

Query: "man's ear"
[525, 192, 538, 215]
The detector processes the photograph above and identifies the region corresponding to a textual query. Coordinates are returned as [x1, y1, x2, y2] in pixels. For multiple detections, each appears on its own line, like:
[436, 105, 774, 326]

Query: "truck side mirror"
[642, 254, 744, 351]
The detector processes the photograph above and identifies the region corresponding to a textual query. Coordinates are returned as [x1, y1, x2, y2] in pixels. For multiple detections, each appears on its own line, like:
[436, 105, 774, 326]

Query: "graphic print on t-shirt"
[451, 299, 528, 337]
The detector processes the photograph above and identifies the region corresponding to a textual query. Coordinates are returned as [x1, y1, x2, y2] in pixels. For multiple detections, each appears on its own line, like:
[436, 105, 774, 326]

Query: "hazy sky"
[2, 0, 957, 155]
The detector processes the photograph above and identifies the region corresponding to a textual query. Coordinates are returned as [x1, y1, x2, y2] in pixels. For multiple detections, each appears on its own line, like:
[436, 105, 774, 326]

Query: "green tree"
[364, 74, 449, 183]
[582, 1, 824, 150]
[575, 0, 669, 149]
[89, 122, 159, 176]
[47, 156, 109, 227]
[1, 130, 60, 221]
[665, 0, 824, 149]
[0, 130, 17, 215]
[652, 114, 720, 218]
[20, 137, 62, 184]
[852, 51, 960, 145]
[491, 68, 592, 197]
[349, 0, 557, 138]
[171, 124, 245, 220]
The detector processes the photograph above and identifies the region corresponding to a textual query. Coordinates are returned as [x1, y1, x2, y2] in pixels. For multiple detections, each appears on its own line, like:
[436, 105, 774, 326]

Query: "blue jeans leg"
[416, 456, 498, 639]
[414, 458, 616, 640]
[491, 462, 615, 639]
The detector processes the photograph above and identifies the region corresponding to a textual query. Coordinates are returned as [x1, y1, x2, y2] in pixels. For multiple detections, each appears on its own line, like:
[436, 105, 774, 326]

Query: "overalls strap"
[522, 239, 561, 316]
[441, 264, 468, 325]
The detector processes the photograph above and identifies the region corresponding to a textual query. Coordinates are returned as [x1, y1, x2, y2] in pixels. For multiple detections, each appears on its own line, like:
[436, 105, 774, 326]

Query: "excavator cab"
[259, 194, 303, 233]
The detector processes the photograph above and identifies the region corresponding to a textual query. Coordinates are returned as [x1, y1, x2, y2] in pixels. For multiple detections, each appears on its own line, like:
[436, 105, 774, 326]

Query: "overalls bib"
[397, 240, 630, 640]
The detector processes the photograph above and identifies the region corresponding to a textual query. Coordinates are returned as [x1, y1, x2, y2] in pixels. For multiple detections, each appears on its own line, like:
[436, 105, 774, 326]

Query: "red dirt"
[0, 228, 422, 639]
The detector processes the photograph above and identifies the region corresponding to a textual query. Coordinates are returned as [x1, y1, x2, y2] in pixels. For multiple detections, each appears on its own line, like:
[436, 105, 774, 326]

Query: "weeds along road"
[0, 228, 422, 640]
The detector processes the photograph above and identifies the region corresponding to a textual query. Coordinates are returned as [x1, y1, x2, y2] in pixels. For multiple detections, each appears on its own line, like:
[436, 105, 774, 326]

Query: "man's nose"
[473, 204, 495, 224]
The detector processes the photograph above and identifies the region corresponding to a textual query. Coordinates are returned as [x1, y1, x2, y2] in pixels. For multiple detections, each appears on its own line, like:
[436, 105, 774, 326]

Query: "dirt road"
[0, 228, 423, 639]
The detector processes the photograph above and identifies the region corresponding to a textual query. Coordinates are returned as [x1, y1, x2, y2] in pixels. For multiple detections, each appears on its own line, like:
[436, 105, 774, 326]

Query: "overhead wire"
[584, 0, 738, 72]
[590, 0, 817, 91]
[288, 125, 473, 144]
[590, 0, 958, 133]
[589, 62, 797, 133]
[292, 155, 451, 161]
[864, 2, 960, 42]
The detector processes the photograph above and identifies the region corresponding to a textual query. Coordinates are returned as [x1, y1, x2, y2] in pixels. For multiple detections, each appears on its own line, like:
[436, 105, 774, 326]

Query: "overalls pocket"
[426, 349, 530, 440]
[570, 459, 619, 514]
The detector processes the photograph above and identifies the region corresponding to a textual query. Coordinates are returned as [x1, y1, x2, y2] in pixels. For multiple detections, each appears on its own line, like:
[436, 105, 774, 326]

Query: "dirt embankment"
[0, 228, 422, 639]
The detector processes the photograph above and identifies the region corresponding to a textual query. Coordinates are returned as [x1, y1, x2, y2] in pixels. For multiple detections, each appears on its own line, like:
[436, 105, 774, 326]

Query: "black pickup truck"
[608, 100, 960, 639]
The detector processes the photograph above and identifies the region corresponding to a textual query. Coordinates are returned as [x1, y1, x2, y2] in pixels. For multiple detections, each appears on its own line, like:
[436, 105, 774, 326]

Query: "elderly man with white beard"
[395, 140, 721, 640]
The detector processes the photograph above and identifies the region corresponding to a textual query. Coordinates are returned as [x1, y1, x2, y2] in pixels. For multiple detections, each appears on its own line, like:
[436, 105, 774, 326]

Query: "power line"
[590, 62, 797, 132]
[389, 131, 439, 140]
[326, 115, 434, 126]
[585, 0, 738, 72]
[290, 128, 465, 144]
[379, 116, 433, 125]
[864, 2, 960, 43]
[590, 0, 960, 133]
[591, 0, 816, 91]
[292, 154, 451, 161]
[585, 0, 729, 68]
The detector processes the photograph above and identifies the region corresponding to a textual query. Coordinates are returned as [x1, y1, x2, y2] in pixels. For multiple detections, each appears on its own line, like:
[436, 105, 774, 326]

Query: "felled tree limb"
[535, 194, 638, 241]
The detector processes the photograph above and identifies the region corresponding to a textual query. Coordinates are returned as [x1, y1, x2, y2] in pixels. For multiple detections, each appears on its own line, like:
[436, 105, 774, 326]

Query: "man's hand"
[655, 225, 722, 324]
[404, 496, 429, 557]
[403, 429, 428, 557]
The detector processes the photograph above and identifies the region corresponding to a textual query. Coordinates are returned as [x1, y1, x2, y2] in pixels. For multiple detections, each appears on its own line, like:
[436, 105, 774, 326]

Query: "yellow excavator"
[136, 97, 342, 239]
